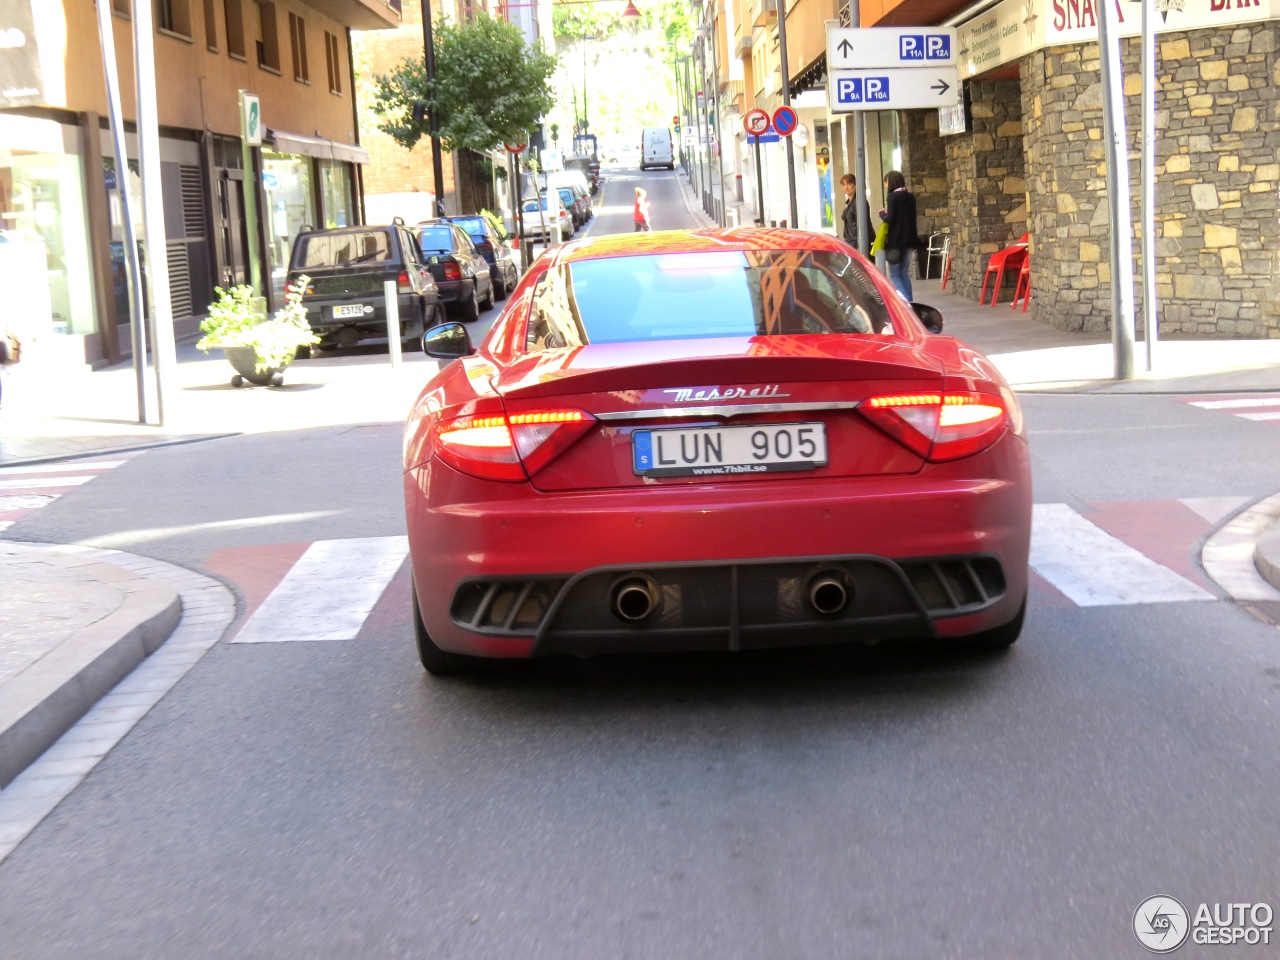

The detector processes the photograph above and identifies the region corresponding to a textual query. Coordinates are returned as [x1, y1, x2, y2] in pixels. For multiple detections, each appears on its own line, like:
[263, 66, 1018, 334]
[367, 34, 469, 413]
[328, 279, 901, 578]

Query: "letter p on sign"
[900, 35, 922, 60]
[926, 35, 951, 59]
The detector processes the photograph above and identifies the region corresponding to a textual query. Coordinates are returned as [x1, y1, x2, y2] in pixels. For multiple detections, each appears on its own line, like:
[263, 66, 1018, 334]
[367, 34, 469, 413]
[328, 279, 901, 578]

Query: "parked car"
[548, 170, 593, 211]
[415, 219, 495, 323]
[403, 228, 1032, 674]
[516, 197, 573, 244]
[565, 156, 600, 194]
[443, 215, 520, 301]
[545, 186, 587, 229]
[286, 221, 440, 354]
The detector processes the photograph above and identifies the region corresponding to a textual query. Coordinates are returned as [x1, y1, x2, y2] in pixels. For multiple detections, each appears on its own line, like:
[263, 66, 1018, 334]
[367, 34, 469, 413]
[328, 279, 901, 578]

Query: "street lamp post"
[420, 0, 447, 215]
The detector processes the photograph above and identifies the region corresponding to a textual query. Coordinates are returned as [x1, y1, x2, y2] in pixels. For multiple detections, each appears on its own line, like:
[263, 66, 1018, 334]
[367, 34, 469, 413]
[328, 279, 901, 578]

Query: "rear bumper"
[405, 436, 1032, 658]
[302, 294, 428, 341]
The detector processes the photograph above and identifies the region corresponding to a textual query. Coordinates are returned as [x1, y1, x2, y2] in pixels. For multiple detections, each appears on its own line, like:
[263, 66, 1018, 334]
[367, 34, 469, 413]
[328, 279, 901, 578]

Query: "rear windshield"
[523, 199, 549, 212]
[450, 217, 487, 237]
[295, 230, 392, 268]
[417, 226, 454, 253]
[524, 250, 893, 351]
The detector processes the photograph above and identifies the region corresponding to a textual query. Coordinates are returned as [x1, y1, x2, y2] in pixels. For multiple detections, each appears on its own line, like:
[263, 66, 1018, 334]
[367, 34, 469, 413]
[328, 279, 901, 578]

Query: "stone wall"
[902, 109, 949, 242]
[1020, 23, 1280, 337]
[942, 80, 1027, 302]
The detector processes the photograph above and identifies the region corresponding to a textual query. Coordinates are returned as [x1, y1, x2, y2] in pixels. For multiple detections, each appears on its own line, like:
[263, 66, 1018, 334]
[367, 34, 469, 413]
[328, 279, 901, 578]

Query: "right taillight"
[433, 408, 596, 482]
[858, 391, 1008, 461]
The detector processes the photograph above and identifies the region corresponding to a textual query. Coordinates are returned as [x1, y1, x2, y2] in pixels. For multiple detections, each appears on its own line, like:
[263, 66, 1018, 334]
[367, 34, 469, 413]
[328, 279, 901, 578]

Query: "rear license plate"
[632, 422, 827, 478]
[333, 304, 366, 319]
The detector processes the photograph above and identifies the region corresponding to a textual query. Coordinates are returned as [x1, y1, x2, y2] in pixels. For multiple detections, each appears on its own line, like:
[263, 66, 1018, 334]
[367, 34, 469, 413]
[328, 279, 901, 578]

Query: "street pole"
[94, 0, 149, 425]
[420, 0, 447, 215]
[685, 57, 702, 199]
[844, 3, 871, 256]
[132, 0, 177, 426]
[1097, 0, 1136, 380]
[708, 16, 726, 226]
[1140, 0, 1158, 371]
[754, 138, 765, 225]
[775, 0, 799, 227]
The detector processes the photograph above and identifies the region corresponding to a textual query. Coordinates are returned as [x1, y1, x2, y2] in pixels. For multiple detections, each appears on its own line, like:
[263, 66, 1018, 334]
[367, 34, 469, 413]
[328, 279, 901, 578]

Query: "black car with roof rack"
[285, 219, 441, 354]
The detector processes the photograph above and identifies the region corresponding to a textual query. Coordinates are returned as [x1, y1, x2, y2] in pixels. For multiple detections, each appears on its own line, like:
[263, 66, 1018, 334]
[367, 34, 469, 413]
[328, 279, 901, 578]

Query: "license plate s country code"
[632, 422, 827, 478]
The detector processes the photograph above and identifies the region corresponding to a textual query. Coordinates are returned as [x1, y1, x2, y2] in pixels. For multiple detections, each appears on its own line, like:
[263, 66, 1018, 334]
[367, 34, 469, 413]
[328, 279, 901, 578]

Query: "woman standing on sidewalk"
[633, 187, 652, 232]
[879, 170, 918, 301]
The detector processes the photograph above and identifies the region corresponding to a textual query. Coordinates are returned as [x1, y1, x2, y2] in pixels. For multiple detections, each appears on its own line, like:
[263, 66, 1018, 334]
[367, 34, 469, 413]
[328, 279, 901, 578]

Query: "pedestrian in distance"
[633, 187, 652, 232]
[879, 170, 919, 301]
[839, 173, 873, 259]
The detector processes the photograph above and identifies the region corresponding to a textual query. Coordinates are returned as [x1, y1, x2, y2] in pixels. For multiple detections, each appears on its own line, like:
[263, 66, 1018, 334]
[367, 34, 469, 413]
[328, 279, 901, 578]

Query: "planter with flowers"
[197, 278, 319, 388]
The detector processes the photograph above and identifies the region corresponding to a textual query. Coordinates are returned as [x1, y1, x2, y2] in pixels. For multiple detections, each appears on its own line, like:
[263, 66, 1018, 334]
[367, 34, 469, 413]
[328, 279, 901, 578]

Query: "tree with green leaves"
[370, 16, 556, 154]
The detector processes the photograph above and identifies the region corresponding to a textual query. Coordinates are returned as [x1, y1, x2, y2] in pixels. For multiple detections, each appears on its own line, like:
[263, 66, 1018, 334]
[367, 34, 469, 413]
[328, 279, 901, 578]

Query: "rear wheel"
[456, 283, 480, 323]
[480, 274, 495, 311]
[413, 583, 482, 676]
[492, 271, 507, 301]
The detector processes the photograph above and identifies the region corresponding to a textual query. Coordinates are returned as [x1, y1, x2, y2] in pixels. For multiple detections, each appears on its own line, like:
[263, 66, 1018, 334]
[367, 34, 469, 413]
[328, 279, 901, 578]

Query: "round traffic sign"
[772, 105, 798, 137]
[504, 141, 526, 154]
[743, 109, 771, 137]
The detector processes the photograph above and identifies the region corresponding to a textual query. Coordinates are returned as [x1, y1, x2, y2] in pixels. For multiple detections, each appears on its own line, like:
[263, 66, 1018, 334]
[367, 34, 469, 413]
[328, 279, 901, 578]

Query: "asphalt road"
[2, 166, 1278, 959]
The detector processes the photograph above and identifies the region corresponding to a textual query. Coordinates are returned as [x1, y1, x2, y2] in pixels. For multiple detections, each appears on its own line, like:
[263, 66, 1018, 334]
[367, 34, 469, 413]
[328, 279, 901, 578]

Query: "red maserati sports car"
[403, 228, 1031, 674]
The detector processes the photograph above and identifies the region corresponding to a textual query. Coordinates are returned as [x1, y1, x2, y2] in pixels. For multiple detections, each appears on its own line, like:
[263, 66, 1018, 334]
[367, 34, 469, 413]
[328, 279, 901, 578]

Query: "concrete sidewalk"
[4, 213, 1280, 814]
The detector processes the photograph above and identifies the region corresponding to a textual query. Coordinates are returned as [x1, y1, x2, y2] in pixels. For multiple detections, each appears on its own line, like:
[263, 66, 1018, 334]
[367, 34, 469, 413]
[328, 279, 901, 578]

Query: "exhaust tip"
[808, 573, 850, 616]
[611, 576, 659, 623]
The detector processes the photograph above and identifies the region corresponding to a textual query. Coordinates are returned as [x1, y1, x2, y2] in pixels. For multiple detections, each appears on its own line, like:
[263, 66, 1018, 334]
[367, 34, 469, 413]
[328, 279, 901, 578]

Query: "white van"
[639, 126, 675, 171]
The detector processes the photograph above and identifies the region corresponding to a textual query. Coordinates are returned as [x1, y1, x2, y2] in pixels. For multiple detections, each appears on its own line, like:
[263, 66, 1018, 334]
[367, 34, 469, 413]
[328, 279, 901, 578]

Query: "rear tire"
[456, 283, 480, 323]
[961, 596, 1026, 650]
[480, 275, 495, 311]
[492, 271, 507, 301]
[413, 583, 481, 676]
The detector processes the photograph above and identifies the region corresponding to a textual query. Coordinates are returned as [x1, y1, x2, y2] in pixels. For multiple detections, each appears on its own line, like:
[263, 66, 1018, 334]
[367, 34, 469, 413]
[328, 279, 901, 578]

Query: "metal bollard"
[384, 279, 402, 368]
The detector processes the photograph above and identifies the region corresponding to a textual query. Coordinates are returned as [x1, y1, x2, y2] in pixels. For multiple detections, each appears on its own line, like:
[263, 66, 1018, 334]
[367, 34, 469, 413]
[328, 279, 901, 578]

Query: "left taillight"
[397, 270, 412, 292]
[433, 409, 596, 482]
[857, 392, 1008, 462]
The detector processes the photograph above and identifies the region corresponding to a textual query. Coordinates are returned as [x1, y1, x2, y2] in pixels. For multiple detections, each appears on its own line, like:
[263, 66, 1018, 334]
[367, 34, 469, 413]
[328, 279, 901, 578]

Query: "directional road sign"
[828, 67, 961, 112]
[772, 105, 798, 137]
[743, 108, 771, 136]
[827, 27, 957, 70]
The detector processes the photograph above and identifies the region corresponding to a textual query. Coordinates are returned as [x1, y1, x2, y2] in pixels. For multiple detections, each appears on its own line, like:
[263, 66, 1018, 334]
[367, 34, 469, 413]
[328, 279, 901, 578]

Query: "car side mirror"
[911, 302, 944, 334]
[422, 322, 475, 360]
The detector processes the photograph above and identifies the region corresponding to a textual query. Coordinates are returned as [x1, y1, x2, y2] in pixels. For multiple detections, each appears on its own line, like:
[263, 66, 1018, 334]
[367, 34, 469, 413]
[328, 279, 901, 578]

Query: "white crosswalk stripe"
[232, 536, 409, 643]
[1030, 503, 1214, 606]
[1187, 396, 1280, 425]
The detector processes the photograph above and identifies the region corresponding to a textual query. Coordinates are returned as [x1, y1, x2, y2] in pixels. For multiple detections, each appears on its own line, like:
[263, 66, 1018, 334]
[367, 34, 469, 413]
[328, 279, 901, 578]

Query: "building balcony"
[299, 0, 401, 30]
[750, 0, 777, 28]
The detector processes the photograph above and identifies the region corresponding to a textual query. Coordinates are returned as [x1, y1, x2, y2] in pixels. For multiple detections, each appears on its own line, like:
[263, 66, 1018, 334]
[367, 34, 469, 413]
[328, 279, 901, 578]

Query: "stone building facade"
[903, 18, 1280, 337]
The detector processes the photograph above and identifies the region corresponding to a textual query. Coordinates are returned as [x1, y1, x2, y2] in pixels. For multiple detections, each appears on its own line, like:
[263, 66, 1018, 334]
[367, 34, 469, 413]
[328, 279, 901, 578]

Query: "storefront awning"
[266, 129, 369, 165]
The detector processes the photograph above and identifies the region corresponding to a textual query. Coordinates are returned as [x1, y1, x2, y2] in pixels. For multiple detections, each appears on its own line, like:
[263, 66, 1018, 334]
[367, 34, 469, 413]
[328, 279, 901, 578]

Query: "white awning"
[266, 129, 369, 164]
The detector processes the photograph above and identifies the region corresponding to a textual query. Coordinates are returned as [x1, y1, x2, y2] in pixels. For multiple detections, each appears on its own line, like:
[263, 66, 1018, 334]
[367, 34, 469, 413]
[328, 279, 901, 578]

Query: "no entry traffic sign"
[504, 141, 526, 154]
[772, 106, 798, 137]
[743, 109, 771, 137]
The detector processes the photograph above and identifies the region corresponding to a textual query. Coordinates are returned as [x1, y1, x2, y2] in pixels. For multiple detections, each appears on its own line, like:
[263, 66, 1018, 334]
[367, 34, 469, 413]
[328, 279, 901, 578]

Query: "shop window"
[225, 0, 246, 58]
[255, 1, 281, 73]
[203, 0, 217, 49]
[157, 0, 192, 38]
[324, 31, 342, 95]
[289, 12, 309, 83]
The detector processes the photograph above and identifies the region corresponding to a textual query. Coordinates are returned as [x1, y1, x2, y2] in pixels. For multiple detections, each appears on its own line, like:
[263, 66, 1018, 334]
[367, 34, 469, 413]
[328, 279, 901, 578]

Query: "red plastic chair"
[979, 233, 1030, 306]
[1010, 256, 1032, 312]
[941, 243, 954, 290]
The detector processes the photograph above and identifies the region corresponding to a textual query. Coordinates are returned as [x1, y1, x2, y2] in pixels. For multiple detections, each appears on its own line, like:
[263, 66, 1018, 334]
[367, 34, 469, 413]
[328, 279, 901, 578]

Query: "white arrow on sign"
[828, 67, 962, 112]
[827, 27, 957, 70]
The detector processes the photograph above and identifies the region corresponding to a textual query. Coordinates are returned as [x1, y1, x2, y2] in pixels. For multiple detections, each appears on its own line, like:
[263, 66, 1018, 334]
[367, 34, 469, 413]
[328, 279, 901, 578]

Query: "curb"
[0, 549, 182, 789]
[1254, 521, 1280, 592]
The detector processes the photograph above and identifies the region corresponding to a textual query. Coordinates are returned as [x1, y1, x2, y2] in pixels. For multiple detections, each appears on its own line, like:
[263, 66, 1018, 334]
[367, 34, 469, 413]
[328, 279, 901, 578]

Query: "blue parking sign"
[835, 76, 891, 105]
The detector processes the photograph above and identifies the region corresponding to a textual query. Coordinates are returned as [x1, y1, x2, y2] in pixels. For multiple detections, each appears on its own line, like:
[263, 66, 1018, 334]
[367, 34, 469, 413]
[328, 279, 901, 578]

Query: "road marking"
[0, 476, 96, 490]
[232, 536, 409, 642]
[1240, 411, 1280, 421]
[1030, 503, 1214, 606]
[1187, 398, 1280, 410]
[0, 460, 131, 474]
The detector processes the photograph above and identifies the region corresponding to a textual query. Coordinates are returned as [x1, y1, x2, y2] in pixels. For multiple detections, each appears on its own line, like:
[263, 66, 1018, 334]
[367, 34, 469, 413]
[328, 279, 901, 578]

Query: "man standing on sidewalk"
[840, 174, 872, 259]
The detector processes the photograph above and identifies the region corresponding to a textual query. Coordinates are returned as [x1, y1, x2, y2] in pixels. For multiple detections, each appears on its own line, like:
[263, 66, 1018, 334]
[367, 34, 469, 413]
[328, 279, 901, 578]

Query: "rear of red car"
[404, 232, 1031, 667]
